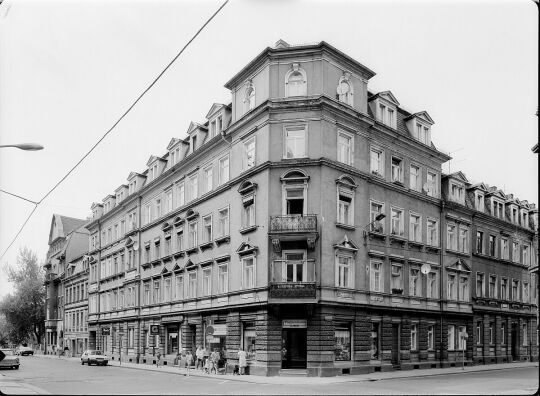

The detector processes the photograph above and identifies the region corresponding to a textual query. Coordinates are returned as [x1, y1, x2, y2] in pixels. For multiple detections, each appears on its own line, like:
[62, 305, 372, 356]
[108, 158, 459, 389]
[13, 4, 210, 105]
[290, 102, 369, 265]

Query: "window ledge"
[446, 249, 470, 257]
[425, 245, 440, 252]
[389, 234, 407, 245]
[173, 251, 185, 258]
[408, 241, 424, 249]
[199, 241, 214, 251]
[367, 231, 386, 240]
[141, 262, 151, 269]
[239, 225, 257, 234]
[392, 180, 404, 187]
[214, 235, 230, 245]
[335, 222, 355, 230]
[185, 246, 198, 255]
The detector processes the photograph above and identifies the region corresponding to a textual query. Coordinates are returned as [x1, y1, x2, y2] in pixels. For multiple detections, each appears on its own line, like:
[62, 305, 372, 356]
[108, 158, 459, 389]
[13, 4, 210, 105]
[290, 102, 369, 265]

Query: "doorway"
[391, 323, 400, 366]
[281, 328, 307, 369]
[511, 323, 518, 361]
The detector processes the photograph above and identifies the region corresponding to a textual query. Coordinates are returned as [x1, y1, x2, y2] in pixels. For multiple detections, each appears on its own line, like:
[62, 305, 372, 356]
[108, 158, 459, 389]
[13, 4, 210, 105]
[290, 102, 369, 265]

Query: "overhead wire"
[0, 0, 229, 261]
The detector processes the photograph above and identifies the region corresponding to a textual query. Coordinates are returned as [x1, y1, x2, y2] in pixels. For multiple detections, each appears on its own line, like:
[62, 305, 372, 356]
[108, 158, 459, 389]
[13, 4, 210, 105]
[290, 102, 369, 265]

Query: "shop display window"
[334, 324, 351, 361]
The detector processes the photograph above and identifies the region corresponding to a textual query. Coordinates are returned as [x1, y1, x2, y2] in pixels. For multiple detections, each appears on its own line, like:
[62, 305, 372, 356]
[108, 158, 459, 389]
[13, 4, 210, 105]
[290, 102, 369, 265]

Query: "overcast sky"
[0, 0, 537, 299]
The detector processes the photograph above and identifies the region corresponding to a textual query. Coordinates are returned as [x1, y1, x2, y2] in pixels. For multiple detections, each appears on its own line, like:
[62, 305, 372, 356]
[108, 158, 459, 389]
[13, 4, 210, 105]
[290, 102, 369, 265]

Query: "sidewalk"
[34, 353, 538, 385]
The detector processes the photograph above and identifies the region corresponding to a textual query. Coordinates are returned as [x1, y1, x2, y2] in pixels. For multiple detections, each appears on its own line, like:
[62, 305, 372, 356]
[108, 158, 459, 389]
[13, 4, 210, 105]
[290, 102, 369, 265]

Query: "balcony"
[268, 215, 318, 252]
[269, 259, 316, 299]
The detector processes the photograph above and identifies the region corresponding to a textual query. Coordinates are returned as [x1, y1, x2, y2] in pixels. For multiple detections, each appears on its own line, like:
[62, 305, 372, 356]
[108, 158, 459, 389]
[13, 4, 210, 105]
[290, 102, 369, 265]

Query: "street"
[0, 355, 538, 395]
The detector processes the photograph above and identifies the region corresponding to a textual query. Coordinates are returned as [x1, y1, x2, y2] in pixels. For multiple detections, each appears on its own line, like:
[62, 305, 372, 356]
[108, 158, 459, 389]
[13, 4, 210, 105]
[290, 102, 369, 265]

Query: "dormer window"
[191, 136, 197, 153]
[169, 146, 181, 166]
[128, 180, 137, 195]
[336, 72, 353, 106]
[450, 183, 464, 204]
[285, 63, 307, 97]
[209, 115, 223, 139]
[491, 199, 504, 219]
[379, 103, 396, 128]
[149, 163, 159, 181]
[415, 123, 431, 145]
[475, 192, 484, 212]
[243, 81, 256, 113]
[521, 210, 529, 228]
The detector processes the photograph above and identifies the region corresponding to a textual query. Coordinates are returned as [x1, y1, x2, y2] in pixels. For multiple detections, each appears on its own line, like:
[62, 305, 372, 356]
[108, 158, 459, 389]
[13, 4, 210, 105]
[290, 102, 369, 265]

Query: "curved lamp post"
[0, 143, 44, 151]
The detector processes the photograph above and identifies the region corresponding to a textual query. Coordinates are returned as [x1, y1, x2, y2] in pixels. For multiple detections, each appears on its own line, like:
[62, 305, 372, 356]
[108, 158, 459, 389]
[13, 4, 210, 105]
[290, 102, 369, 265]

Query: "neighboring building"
[83, 40, 537, 376]
[43, 214, 88, 355]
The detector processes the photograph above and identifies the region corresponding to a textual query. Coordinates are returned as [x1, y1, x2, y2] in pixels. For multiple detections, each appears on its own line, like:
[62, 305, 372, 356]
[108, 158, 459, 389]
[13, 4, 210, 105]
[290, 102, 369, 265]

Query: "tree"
[0, 247, 45, 346]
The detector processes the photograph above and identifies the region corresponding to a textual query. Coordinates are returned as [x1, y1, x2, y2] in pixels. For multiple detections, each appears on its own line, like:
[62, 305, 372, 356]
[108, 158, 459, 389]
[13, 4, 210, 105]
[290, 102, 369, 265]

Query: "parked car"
[16, 346, 34, 356]
[0, 349, 20, 369]
[81, 350, 108, 366]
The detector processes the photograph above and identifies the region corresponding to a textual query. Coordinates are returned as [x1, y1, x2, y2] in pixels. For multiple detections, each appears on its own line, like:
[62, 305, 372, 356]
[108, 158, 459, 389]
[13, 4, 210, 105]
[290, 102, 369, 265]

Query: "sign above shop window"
[282, 319, 307, 328]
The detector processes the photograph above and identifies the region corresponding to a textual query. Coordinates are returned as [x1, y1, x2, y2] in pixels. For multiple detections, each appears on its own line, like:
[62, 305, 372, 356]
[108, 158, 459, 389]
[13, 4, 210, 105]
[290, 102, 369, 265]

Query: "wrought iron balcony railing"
[269, 214, 317, 233]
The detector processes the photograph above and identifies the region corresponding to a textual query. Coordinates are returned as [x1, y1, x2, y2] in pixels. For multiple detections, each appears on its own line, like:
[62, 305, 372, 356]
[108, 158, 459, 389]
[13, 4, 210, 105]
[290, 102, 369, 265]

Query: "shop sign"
[211, 324, 227, 336]
[282, 319, 307, 328]
[150, 325, 160, 335]
[206, 336, 219, 343]
[161, 315, 184, 323]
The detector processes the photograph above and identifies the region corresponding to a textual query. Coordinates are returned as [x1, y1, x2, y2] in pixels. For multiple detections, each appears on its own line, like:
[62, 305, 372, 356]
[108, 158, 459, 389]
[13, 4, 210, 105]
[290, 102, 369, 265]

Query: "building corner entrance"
[281, 319, 307, 369]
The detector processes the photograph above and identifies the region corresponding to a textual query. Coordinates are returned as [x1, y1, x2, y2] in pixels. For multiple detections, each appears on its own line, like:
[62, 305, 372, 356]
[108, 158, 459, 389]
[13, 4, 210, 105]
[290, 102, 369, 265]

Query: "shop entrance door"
[391, 324, 400, 366]
[511, 323, 518, 361]
[281, 328, 307, 369]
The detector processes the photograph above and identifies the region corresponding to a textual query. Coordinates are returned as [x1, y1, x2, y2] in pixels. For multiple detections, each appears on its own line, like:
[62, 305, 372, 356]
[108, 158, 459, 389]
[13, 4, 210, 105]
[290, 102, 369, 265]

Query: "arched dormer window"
[285, 63, 307, 97]
[243, 80, 256, 113]
[280, 169, 310, 216]
[336, 71, 354, 106]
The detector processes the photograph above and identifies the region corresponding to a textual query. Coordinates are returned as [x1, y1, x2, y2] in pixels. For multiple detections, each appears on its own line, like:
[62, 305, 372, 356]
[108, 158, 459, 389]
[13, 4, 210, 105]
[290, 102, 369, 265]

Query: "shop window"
[243, 322, 257, 360]
[370, 322, 380, 360]
[448, 325, 455, 351]
[334, 324, 351, 361]
[410, 324, 418, 351]
[427, 325, 434, 350]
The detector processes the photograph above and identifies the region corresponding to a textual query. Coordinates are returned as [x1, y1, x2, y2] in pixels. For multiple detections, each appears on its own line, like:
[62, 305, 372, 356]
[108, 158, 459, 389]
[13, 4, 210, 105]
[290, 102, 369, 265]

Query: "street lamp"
[0, 143, 44, 151]
[362, 213, 386, 238]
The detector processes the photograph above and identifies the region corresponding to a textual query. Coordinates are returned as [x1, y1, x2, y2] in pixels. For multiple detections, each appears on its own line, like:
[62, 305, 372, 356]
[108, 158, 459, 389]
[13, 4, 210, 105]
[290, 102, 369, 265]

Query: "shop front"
[281, 319, 307, 369]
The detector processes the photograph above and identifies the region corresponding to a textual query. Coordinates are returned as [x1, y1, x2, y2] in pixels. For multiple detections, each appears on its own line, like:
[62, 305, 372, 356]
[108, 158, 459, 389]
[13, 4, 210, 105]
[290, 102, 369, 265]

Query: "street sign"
[150, 325, 160, 335]
[0, 350, 5, 363]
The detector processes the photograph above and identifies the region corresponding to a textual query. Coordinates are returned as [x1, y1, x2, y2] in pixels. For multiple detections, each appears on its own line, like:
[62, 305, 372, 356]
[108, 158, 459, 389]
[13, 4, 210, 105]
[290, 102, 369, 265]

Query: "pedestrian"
[237, 348, 247, 375]
[156, 350, 162, 368]
[195, 345, 204, 370]
[210, 349, 220, 375]
[185, 350, 193, 377]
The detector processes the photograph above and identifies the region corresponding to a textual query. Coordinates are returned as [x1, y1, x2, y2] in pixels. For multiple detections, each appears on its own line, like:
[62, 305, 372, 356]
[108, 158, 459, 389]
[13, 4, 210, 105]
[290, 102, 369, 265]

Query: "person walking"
[195, 346, 204, 370]
[237, 348, 247, 375]
[210, 349, 220, 375]
[156, 350, 162, 368]
[185, 350, 193, 377]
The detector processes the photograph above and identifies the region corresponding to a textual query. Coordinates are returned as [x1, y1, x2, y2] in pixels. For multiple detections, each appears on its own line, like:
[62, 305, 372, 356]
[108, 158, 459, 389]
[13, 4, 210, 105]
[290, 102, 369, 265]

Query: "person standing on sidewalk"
[237, 348, 247, 375]
[195, 346, 204, 370]
[156, 350, 162, 368]
[185, 350, 193, 377]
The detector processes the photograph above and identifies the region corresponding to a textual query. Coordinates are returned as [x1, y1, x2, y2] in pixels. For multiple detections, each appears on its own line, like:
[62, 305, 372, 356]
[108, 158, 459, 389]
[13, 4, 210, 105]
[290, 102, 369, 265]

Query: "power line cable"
[0, 0, 229, 261]
[0, 189, 38, 204]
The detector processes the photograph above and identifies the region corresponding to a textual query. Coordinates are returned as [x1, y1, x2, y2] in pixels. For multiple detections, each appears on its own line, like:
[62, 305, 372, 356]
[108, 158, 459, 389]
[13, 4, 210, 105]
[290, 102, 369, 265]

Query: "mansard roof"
[369, 90, 400, 106]
[205, 103, 227, 119]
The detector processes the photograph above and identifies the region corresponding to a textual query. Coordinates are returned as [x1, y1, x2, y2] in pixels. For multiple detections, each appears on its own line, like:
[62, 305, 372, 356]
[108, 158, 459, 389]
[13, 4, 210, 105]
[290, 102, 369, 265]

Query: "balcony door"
[283, 250, 306, 283]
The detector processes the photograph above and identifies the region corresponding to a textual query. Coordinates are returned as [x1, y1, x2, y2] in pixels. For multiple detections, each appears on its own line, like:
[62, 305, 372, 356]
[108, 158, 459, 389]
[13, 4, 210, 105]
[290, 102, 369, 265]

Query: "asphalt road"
[0, 355, 538, 395]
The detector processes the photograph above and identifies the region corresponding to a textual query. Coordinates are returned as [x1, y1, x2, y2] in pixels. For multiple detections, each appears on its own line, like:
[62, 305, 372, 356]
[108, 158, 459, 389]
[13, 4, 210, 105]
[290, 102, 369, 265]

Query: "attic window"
[414, 123, 431, 145]
[285, 64, 307, 97]
[475, 192, 484, 212]
[378, 103, 396, 129]
[336, 72, 353, 106]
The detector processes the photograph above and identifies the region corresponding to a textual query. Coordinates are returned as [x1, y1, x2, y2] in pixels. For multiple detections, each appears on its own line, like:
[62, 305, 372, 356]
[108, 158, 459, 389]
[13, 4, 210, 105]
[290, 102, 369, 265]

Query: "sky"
[0, 0, 537, 299]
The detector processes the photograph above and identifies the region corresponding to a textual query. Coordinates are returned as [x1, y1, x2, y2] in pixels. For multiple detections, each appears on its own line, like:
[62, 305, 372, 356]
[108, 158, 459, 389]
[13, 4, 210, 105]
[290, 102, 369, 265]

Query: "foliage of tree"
[0, 247, 45, 346]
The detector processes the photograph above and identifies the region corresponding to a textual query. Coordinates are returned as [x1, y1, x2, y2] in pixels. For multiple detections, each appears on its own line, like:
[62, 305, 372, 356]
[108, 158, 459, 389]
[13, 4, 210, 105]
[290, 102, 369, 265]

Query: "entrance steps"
[279, 369, 308, 377]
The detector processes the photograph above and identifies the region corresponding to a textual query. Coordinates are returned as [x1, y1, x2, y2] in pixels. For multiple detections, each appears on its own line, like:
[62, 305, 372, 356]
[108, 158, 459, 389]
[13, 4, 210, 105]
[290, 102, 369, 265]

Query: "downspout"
[439, 200, 445, 367]
[137, 194, 142, 364]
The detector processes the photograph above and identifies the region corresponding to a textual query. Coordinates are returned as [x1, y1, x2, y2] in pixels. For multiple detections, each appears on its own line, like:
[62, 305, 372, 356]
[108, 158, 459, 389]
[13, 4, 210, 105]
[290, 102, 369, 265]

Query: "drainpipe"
[439, 200, 445, 367]
[136, 194, 142, 364]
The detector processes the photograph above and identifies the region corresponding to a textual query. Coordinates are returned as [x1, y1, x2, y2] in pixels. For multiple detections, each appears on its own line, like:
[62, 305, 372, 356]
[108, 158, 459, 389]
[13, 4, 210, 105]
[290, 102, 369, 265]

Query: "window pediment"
[238, 180, 258, 195]
[236, 242, 258, 256]
[336, 175, 357, 189]
[447, 259, 471, 273]
[280, 169, 309, 183]
[333, 235, 358, 254]
[186, 209, 199, 220]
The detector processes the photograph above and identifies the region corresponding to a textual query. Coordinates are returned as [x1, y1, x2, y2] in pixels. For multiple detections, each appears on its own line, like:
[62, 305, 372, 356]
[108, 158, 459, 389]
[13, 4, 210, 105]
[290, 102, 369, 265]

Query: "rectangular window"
[476, 322, 482, 345]
[447, 274, 457, 300]
[370, 261, 382, 292]
[188, 221, 198, 248]
[337, 131, 352, 165]
[451, 183, 464, 203]
[244, 137, 256, 169]
[188, 271, 197, 298]
[203, 165, 213, 194]
[242, 323, 256, 360]
[202, 215, 212, 243]
[336, 255, 352, 288]
[370, 148, 384, 176]
[523, 282, 529, 303]
[163, 278, 171, 302]
[447, 223, 457, 250]
[476, 273, 485, 298]
[165, 190, 173, 213]
[501, 323, 506, 345]
[448, 325, 455, 351]
[176, 182, 185, 208]
[371, 322, 380, 360]
[501, 238, 509, 260]
[334, 325, 351, 361]
[476, 193, 484, 211]
[391, 157, 403, 183]
[459, 275, 469, 302]
[427, 325, 434, 350]
[489, 323, 494, 345]
[426, 171, 437, 197]
[427, 218, 438, 246]
[410, 324, 418, 351]
[476, 231, 484, 254]
[218, 207, 230, 237]
[391, 264, 403, 293]
[489, 275, 497, 299]
[370, 201, 385, 233]
[155, 197, 162, 219]
[144, 282, 150, 305]
[410, 164, 421, 191]
[409, 268, 421, 297]
[187, 173, 198, 202]
[512, 242, 519, 263]
[175, 275, 183, 300]
[459, 227, 469, 253]
[390, 207, 404, 236]
[501, 278, 508, 300]
[284, 125, 306, 159]
[338, 191, 353, 225]
[489, 235, 496, 257]
[242, 195, 255, 229]
[153, 280, 160, 304]
[202, 268, 211, 296]
[242, 256, 255, 289]
[427, 271, 438, 299]
[218, 263, 228, 294]
[522, 245, 530, 266]
[512, 279, 519, 301]
[409, 213, 422, 242]
[176, 227, 184, 252]
[219, 156, 230, 185]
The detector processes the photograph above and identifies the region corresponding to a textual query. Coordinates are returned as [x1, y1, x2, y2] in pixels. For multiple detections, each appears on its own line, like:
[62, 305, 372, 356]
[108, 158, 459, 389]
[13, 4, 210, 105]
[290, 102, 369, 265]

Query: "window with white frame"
[202, 215, 212, 243]
[427, 271, 438, 299]
[165, 190, 173, 213]
[176, 226, 184, 252]
[522, 244, 530, 266]
[489, 235, 496, 257]
[337, 131, 353, 165]
[459, 275, 469, 302]
[501, 238, 509, 260]
[370, 261, 383, 292]
[410, 324, 418, 350]
[283, 251, 306, 282]
[512, 241, 519, 263]
[410, 164, 421, 191]
[188, 221, 198, 248]
[336, 254, 353, 288]
[512, 279, 520, 301]
[476, 273, 485, 298]
[370, 201, 385, 233]
[202, 164, 213, 194]
[378, 102, 396, 128]
[219, 156, 229, 185]
[447, 223, 457, 250]
[242, 256, 255, 289]
[451, 183, 465, 204]
[144, 203, 152, 225]
[448, 325, 455, 351]
[284, 186, 305, 215]
[426, 171, 437, 197]
[337, 187, 354, 226]
[501, 277, 508, 300]
[523, 282, 529, 303]
[391, 263, 403, 293]
[427, 325, 435, 350]
[218, 207, 230, 237]
[176, 181, 185, 208]
[163, 278, 171, 302]
[492, 199, 504, 219]
[285, 64, 307, 97]
[175, 275, 183, 300]
[489, 275, 497, 299]
[370, 148, 384, 176]
[153, 280, 160, 304]
[218, 263, 228, 294]
[409, 213, 422, 242]
[427, 218, 439, 246]
[391, 157, 403, 183]
[459, 226, 469, 254]
[154, 196, 162, 219]
[415, 122, 431, 145]
[390, 207, 404, 236]
[243, 137, 256, 170]
[202, 268, 211, 296]
[284, 125, 306, 159]
[409, 268, 421, 297]
[188, 271, 197, 298]
[187, 173, 198, 202]
[447, 273, 457, 300]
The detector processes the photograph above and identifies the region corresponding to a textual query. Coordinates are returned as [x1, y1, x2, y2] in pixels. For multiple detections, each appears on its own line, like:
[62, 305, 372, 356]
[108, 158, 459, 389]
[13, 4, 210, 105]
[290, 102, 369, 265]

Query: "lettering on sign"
[370, 295, 384, 302]
[282, 319, 307, 328]
[150, 325, 160, 335]
[336, 291, 352, 299]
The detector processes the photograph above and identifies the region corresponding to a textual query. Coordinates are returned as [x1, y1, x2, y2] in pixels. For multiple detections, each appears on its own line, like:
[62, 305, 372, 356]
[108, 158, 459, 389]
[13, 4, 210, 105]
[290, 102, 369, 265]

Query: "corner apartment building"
[43, 214, 89, 355]
[84, 40, 537, 376]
